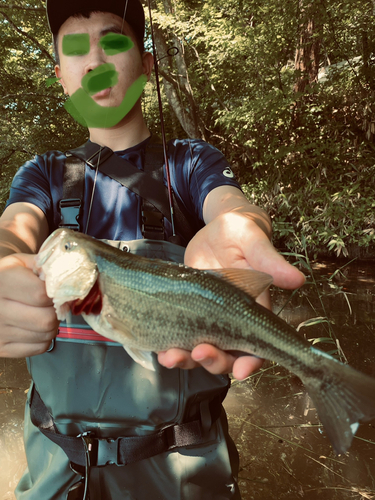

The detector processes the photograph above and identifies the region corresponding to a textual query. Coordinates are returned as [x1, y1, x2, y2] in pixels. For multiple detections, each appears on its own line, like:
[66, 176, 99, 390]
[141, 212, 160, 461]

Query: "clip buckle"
[59, 198, 81, 231]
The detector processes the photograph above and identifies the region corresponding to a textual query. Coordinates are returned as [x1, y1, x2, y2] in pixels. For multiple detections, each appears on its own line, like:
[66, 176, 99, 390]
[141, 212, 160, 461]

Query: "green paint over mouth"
[65, 73, 148, 128]
[81, 63, 118, 95]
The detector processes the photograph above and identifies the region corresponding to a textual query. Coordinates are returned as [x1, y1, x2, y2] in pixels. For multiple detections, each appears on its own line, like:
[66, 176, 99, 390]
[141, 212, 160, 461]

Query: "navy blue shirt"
[6, 137, 241, 241]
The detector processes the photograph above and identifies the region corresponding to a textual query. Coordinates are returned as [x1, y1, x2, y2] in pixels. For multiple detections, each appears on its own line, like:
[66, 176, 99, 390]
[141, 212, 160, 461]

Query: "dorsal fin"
[208, 269, 273, 298]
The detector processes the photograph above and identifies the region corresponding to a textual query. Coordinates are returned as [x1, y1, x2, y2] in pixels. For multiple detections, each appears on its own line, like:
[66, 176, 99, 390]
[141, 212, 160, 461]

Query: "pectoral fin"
[105, 313, 156, 371]
[105, 313, 136, 341]
[208, 268, 273, 298]
[123, 346, 156, 371]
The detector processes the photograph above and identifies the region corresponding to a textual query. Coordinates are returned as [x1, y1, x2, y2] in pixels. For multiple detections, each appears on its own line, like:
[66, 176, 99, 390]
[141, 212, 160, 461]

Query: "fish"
[34, 228, 375, 455]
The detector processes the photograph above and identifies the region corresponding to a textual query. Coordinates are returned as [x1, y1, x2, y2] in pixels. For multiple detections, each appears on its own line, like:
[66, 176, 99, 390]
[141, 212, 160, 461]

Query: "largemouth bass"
[35, 228, 375, 455]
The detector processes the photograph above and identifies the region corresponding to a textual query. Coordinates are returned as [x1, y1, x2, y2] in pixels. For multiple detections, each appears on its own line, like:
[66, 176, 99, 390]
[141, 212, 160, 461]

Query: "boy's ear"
[55, 65, 68, 95]
[142, 51, 154, 81]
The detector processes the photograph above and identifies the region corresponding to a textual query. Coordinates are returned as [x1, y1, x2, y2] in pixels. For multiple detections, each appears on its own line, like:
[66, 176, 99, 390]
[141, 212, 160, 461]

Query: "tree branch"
[0, 149, 16, 165]
[0, 10, 54, 63]
[190, 45, 230, 112]
[157, 67, 188, 95]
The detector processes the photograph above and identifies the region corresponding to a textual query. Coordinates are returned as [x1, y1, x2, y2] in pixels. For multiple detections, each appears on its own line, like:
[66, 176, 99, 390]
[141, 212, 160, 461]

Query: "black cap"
[46, 0, 145, 41]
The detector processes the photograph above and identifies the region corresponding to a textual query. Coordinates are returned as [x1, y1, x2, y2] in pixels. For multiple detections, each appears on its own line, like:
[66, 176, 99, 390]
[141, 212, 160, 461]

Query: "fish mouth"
[34, 229, 68, 276]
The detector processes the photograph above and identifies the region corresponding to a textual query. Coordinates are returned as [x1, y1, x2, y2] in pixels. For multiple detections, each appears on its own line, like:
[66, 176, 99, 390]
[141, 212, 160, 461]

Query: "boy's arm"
[0, 203, 59, 357]
[0, 202, 50, 257]
[158, 186, 305, 380]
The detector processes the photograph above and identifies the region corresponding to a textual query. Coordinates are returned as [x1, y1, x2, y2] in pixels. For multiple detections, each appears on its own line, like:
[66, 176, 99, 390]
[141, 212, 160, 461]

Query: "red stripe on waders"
[58, 326, 117, 343]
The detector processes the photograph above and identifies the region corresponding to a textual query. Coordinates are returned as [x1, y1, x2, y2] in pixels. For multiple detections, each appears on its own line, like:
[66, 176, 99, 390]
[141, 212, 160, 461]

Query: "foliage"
[150, 0, 375, 258]
[1, 0, 375, 258]
[0, 0, 88, 209]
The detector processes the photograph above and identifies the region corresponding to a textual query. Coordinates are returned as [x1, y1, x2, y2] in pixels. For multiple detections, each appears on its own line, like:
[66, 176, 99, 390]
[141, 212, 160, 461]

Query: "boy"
[0, 0, 304, 498]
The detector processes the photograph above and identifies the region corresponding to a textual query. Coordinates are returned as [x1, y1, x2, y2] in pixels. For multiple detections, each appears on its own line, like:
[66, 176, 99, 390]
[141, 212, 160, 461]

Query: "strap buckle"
[76, 434, 120, 467]
[141, 209, 164, 239]
[96, 437, 120, 466]
[59, 198, 81, 231]
[86, 146, 113, 168]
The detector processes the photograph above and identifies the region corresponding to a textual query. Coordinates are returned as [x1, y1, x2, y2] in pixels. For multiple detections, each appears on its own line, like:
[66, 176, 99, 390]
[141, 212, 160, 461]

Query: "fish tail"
[302, 348, 375, 455]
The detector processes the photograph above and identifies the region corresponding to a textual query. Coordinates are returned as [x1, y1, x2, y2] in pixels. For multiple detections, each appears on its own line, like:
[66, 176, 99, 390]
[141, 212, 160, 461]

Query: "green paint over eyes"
[99, 33, 134, 55]
[62, 33, 133, 57]
[60, 32, 143, 128]
[63, 34, 90, 56]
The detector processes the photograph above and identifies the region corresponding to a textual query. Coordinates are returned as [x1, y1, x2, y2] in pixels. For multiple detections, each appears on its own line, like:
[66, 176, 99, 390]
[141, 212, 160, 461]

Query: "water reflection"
[1, 262, 375, 499]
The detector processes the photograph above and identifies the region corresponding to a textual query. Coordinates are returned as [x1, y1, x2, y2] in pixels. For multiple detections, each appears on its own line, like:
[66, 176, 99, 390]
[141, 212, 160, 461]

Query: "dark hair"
[53, 10, 145, 65]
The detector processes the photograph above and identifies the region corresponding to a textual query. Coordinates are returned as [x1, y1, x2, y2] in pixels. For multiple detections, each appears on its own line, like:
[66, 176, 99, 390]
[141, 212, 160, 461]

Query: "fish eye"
[64, 241, 73, 251]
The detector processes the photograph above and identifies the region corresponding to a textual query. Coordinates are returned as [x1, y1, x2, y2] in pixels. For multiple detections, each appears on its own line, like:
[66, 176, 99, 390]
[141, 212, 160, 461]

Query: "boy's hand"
[158, 211, 305, 380]
[0, 253, 59, 357]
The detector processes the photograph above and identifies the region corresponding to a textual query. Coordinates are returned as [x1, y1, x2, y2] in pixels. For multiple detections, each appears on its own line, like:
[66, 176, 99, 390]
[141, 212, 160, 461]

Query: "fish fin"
[303, 348, 375, 455]
[104, 314, 156, 371]
[208, 269, 273, 298]
[123, 346, 156, 371]
[104, 313, 136, 340]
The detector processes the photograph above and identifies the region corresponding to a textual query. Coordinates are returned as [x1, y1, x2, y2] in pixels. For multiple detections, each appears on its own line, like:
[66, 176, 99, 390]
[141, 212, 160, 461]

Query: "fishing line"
[84, 159, 100, 234]
[121, 0, 130, 33]
[147, 0, 177, 237]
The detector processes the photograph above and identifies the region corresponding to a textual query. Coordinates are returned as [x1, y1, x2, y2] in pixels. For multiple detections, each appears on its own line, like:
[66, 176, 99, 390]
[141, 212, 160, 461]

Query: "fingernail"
[167, 362, 183, 370]
[199, 357, 213, 367]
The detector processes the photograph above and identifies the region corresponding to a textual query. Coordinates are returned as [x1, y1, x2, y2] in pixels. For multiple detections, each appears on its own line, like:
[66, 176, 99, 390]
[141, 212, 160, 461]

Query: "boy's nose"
[83, 43, 107, 75]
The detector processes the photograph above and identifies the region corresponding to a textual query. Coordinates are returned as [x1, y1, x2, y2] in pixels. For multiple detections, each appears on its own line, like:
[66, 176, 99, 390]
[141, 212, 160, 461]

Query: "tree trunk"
[149, 0, 205, 139]
[292, 1, 323, 129]
[294, 2, 322, 94]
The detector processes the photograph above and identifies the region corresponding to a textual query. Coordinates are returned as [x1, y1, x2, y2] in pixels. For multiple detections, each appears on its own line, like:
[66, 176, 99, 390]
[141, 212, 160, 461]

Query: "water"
[1, 261, 374, 499]
[225, 260, 375, 499]
[0, 359, 29, 500]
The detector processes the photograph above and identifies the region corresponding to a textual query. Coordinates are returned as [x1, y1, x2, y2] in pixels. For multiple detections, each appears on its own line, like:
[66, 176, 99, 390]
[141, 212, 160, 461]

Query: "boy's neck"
[88, 107, 150, 152]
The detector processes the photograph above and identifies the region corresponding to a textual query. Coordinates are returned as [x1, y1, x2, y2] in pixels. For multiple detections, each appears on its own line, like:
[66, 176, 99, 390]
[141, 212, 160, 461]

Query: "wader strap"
[141, 139, 165, 240]
[66, 139, 171, 221]
[64, 138, 201, 244]
[29, 386, 206, 467]
[59, 156, 85, 231]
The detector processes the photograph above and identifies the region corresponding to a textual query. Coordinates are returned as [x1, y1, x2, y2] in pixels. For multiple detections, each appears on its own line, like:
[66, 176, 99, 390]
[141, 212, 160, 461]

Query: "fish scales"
[35, 228, 375, 455]
[95, 246, 310, 365]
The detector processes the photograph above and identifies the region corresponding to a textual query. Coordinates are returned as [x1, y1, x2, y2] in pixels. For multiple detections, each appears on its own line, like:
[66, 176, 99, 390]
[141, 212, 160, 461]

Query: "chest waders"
[18, 138, 241, 500]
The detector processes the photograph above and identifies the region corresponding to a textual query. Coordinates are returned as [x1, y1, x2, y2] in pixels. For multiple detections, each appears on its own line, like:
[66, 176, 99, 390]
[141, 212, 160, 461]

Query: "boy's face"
[55, 11, 153, 128]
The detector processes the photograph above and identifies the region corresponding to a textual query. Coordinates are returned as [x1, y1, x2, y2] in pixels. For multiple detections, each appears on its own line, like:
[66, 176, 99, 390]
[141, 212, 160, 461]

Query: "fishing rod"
[146, 0, 177, 238]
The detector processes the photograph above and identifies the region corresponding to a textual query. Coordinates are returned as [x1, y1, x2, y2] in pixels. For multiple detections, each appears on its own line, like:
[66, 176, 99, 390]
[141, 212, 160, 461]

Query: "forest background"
[1, 0, 375, 259]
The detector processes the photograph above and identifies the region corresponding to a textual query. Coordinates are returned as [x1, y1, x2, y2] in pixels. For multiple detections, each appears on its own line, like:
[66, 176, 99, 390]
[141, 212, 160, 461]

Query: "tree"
[0, 0, 87, 208]
[294, 0, 323, 94]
